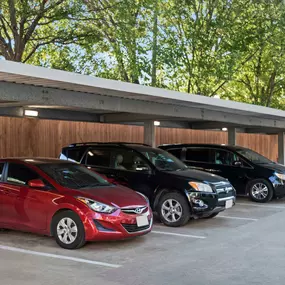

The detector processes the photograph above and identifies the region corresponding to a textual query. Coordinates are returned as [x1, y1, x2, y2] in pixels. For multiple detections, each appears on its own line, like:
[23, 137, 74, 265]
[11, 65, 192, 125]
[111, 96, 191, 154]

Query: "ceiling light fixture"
[154, 121, 160, 126]
[24, 110, 38, 117]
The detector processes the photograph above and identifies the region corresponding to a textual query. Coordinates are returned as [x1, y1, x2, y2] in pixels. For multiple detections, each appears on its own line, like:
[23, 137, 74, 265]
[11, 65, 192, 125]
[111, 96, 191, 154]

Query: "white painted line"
[217, 215, 258, 221]
[0, 245, 121, 268]
[236, 202, 285, 209]
[152, 230, 206, 239]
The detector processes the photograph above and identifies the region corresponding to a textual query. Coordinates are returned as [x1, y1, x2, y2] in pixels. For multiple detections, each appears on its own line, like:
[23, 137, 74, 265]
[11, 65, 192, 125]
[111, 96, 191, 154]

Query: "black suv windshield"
[38, 163, 110, 189]
[137, 147, 187, 171]
[236, 148, 273, 164]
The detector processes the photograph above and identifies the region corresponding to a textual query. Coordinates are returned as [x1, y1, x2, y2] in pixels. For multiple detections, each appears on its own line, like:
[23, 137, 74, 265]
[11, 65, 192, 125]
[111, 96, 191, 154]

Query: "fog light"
[193, 199, 204, 207]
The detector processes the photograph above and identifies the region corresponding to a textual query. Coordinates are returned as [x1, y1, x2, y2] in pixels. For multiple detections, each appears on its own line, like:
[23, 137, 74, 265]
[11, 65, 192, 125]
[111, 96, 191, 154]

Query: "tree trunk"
[266, 70, 276, 107]
[151, 0, 158, 87]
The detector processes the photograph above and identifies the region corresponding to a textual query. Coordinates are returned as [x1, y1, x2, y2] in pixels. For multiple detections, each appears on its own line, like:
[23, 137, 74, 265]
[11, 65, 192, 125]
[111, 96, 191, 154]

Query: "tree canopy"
[1, 0, 285, 109]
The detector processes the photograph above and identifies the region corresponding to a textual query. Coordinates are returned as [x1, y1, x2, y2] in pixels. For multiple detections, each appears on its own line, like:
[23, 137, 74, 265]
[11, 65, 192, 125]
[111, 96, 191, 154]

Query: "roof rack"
[111, 142, 151, 147]
[67, 142, 151, 147]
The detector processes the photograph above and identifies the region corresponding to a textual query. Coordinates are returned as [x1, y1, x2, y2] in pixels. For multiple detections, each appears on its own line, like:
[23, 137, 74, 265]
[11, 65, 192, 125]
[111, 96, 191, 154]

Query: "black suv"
[60, 142, 235, 227]
[159, 144, 285, 203]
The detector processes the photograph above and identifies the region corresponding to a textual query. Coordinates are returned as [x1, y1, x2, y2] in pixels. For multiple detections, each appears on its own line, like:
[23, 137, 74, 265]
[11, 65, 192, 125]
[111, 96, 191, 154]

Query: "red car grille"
[122, 222, 151, 233]
[121, 206, 148, 215]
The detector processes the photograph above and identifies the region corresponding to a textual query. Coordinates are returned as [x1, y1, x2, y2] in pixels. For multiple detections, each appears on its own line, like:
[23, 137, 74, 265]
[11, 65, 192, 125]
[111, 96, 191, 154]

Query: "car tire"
[52, 210, 86, 249]
[203, 212, 219, 219]
[248, 179, 274, 203]
[157, 192, 190, 227]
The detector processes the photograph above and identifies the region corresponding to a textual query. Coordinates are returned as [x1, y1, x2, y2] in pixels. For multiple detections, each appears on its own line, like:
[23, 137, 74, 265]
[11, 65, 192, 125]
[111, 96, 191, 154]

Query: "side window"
[0, 163, 4, 180]
[7, 163, 40, 185]
[112, 149, 150, 172]
[86, 148, 111, 167]
[167, 148, 182, 159]
[66, 148, 85, 163]
[186, 148, 210, 163]
[59, 148, 68, 160]
[213, 150, 236, 166]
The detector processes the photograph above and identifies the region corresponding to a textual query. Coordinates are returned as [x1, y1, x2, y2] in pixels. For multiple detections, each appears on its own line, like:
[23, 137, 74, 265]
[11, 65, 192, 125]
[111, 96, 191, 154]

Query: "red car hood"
[64, 185, 147, 208]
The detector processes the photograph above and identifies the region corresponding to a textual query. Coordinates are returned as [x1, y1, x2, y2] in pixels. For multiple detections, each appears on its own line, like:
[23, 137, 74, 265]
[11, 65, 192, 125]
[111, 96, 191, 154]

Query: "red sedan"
[0, 158, 152, 249]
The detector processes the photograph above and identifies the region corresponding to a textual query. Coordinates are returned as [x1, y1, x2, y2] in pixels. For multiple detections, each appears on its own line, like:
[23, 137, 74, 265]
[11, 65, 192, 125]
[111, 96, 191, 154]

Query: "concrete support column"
[278, 132, 285, 165]
[228, 127, 236, 146]
[144, 121, 156, 147]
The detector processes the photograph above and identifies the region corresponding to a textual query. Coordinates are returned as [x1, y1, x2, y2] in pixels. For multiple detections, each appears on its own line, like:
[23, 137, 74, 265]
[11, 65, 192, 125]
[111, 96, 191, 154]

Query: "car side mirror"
[233, 161, 242, 167]
[28, 179, 46, 188]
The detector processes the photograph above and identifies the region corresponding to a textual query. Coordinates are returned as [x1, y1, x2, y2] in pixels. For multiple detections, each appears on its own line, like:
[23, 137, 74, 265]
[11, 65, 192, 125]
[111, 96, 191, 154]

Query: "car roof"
[0, 158, 75, 165]
[65, 142, 150, 147]
[63, 142, 155, 150]
[159, 143, 247, 151]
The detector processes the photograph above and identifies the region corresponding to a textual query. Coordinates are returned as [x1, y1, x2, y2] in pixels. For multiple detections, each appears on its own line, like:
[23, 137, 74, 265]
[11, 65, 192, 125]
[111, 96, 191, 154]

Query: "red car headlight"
[76, 197, 117, 214]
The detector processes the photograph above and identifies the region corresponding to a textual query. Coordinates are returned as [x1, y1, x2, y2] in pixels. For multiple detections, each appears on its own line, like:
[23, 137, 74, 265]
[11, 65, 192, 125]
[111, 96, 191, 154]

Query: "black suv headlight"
[189, 182, 213, 193]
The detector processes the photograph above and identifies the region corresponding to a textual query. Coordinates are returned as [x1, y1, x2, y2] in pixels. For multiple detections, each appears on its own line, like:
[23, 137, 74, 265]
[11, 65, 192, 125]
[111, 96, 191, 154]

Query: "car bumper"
[274, 183, 285, 198]
[82, 208, 153, 241]
[187, 192, 236, 218]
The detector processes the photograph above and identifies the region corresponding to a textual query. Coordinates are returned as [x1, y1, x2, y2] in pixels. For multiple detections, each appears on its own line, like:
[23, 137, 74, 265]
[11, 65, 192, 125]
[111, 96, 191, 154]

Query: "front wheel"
[157, 192, 190, 227]
[248, 179, 274, 203]
[52, 210, 86, 249]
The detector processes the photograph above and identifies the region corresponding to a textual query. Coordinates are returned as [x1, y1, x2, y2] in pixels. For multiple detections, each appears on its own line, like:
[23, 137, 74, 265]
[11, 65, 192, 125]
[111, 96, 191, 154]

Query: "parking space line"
[152, 230, 206, 239]
[236, 202, 285, 209]
[217, 215, 258, 221]
[0, 245, 121, 268]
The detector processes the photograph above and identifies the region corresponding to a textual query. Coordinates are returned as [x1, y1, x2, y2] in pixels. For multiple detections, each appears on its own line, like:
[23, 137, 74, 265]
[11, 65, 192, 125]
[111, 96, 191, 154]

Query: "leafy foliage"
[0, 0, 94, 62]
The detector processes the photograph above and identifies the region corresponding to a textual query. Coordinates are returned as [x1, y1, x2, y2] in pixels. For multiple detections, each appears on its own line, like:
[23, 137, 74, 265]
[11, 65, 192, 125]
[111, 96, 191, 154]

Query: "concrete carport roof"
[0, 60, 285, 163]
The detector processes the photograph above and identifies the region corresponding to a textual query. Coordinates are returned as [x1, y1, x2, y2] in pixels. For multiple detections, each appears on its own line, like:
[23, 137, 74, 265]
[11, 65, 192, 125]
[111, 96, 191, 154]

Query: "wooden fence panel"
[0, 117, 278, 161]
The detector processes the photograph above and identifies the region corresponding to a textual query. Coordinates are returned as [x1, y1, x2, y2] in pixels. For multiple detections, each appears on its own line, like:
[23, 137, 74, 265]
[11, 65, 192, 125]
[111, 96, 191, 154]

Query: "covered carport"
[1, 60, 285, 163]
[3, 61, 285, 285]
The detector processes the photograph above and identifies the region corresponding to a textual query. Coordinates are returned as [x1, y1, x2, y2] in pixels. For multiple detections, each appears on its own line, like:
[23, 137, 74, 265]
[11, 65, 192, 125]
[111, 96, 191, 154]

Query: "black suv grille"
[212, 181, 235, 198]
[122, 222, 151, 233]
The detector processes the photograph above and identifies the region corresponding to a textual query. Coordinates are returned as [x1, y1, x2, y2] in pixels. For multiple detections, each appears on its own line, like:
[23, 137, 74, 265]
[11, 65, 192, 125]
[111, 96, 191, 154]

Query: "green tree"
[0, 0, 91, 62]
[158, 0, 251, 95]
[83, 0, 155, 84]
[224, 1, 285, 108]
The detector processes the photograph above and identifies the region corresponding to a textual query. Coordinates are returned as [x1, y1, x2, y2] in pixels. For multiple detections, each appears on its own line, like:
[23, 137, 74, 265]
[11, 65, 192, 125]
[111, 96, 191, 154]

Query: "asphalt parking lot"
[2, 197, 285, 285]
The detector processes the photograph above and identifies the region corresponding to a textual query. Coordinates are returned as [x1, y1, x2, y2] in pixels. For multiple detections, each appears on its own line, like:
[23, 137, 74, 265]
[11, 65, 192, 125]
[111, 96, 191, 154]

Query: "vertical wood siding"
[0, 117, 278, 161]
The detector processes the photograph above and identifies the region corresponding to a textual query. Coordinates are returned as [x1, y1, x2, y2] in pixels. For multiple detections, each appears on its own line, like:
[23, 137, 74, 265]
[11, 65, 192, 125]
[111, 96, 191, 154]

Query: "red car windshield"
[38, 163, 111, 189]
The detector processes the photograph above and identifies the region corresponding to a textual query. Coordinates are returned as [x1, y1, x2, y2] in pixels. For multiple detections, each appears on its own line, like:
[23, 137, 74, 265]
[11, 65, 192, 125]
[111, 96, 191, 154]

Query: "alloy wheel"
[251, 183, 269, 200]
[161, 199, 183, 223]
[56, 217, 78, 245]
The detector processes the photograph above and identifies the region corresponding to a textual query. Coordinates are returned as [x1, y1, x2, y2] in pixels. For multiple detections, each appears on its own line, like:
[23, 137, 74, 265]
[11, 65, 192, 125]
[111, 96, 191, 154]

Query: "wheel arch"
[246, 177, 274, 202]
[50, 208, 78, 237]
[246, 177, 274, 194]
[153, 187, 191, 212]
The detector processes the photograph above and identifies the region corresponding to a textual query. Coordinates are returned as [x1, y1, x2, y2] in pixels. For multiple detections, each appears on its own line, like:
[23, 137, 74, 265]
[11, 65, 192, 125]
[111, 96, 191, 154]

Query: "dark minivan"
[159, 144, 285, 203]
[60, 142, 236, 227]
